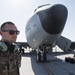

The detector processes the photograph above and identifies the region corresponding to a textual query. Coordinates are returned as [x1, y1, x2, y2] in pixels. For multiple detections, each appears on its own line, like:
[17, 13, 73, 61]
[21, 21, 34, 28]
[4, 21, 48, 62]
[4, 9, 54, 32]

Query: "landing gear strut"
[36, 47, 47, 62]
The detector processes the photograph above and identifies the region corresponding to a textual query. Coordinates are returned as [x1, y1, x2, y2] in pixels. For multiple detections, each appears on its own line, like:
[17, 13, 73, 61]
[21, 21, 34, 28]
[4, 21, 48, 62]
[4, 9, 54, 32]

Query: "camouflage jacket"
[0, 49, 21, 75]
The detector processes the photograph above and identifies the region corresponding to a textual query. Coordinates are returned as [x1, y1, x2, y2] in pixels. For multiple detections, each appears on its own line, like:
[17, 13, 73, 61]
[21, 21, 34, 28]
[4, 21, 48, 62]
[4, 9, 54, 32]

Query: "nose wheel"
[43, 51, 47, 61]
[36, 48, 47, 62]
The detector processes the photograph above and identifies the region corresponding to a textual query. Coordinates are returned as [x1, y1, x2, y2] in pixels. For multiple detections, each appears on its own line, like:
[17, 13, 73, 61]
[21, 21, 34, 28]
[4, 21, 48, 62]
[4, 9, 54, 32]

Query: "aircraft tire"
[43, 52, 46, 61]
[37, 52, 41, 61]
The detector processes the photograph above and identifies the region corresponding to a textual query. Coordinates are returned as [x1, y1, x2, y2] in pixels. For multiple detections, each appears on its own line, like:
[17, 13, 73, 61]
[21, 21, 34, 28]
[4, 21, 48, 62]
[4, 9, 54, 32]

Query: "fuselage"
[25, 4, 68, 48]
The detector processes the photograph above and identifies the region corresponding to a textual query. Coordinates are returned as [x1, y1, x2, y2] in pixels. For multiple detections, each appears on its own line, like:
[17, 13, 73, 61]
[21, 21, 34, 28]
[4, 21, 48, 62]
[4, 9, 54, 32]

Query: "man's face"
[1, 24, 19, 43]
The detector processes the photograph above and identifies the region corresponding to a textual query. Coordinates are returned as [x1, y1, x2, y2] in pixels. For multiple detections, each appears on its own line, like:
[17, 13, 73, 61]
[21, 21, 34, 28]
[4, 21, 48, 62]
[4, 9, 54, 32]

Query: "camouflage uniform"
[0, 48, 21, 75]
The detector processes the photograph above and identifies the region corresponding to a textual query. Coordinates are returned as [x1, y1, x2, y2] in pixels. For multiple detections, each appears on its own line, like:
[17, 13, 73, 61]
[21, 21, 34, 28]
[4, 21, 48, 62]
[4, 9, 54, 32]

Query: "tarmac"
[20, 47, 75, 75]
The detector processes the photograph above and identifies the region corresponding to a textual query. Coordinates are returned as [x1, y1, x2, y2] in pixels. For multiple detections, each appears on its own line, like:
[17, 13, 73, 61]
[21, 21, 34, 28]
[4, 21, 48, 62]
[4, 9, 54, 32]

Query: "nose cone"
[37, 4, 68, 34]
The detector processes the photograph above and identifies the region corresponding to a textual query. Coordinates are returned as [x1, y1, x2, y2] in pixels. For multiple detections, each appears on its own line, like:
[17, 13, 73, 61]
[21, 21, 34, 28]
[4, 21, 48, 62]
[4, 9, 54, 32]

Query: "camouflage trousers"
[0, 69, 20, 75]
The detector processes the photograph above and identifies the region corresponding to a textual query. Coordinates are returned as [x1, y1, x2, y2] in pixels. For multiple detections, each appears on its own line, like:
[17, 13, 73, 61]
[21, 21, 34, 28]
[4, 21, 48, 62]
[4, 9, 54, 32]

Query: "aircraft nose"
[38, 4, 68, 34]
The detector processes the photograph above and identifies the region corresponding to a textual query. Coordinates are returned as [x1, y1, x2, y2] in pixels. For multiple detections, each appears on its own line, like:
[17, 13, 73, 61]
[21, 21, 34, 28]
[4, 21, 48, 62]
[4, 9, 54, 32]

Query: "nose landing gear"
[36, 47, 47, 62]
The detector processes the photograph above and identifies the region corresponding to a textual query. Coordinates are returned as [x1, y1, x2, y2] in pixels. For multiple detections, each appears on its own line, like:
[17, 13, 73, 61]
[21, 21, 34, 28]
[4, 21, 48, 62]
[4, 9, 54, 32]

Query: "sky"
[0, 0, 75, 42]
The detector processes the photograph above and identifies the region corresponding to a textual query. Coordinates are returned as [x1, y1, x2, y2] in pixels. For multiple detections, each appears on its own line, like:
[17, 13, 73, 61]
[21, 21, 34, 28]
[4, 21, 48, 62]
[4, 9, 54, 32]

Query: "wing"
[56, 36, 75, 53]
[16, 42, 30, 48]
